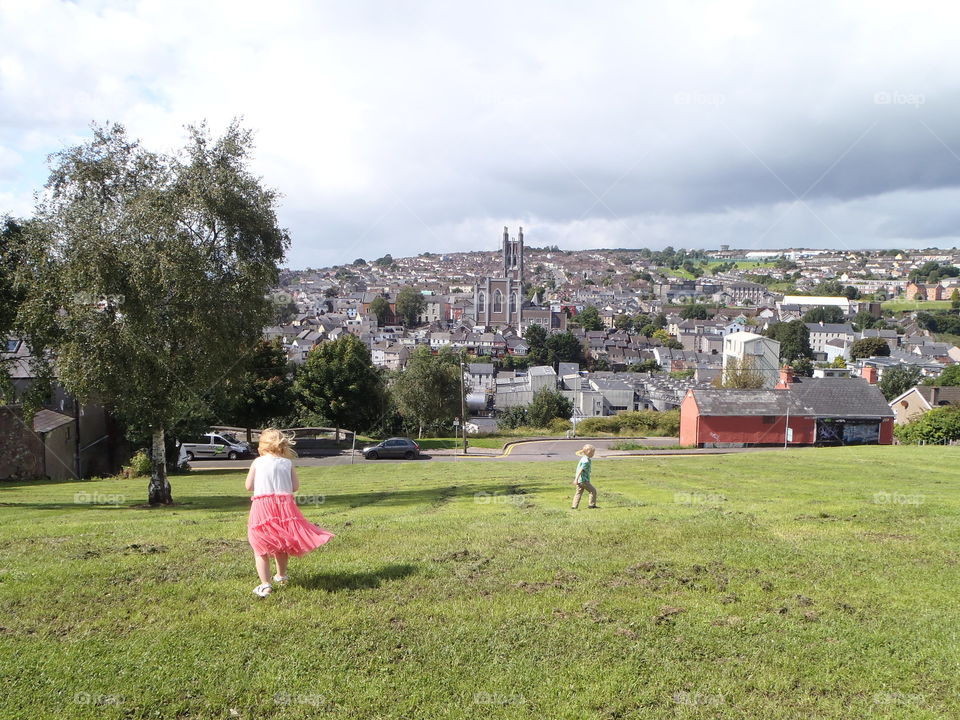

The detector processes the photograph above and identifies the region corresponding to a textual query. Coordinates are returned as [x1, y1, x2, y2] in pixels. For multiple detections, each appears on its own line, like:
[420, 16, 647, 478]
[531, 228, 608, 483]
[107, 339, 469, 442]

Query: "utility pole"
[784, 405, 790, 449]
[460, 353, 467, 455]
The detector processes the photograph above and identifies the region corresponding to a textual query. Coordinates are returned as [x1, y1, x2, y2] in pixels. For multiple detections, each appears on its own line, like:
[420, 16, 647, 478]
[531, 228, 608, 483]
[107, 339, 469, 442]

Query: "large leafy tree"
[293, 334, 386, 432]
[395, 286, 426, 327]
[765, 320, 813, 362]
[850, 337, 891, 360]
[878, 365, 922, 401]
[680, 303, 709, 320]
[802, 306, 846, 324]
[572, 305, 604, 331]
[852, 310, 877, 331]
[368, 296, 391, 325]
[22, 121, 288, 504]
[213, 338, 293, 441]
[0, 217, 25, 399]
[527, 388, 573, 427]
[390, 346, 463, 437]
[0, 217, 23, 335]
[524, 323, 548, 365]
[545, 331, 586, 366]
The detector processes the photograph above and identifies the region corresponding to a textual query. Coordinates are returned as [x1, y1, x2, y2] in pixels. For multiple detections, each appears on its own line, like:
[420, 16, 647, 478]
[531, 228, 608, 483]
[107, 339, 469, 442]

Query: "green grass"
[413, 437, 506, 450]
[670, 261, 778, 280]
[934, 332, 960, 348]
[882, 299, 953, 312]
[2, 447, 959, 718]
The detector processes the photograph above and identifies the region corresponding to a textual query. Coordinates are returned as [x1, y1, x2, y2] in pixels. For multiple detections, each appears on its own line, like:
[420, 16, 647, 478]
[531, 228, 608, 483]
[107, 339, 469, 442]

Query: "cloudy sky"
[3, 1, 960, 268]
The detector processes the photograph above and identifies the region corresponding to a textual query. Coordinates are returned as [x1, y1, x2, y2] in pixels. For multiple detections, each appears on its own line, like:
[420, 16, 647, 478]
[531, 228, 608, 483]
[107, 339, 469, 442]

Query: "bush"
[577, 410, 680, 436]
[895, 407, 960, 444]
[123, 449, 152, 478]
[548, 417, 573, 434]
[496, 406, 529, 430]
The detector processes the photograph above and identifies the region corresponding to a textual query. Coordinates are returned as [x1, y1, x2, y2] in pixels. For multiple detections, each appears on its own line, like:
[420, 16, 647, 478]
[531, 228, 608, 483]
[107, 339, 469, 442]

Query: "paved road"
[192, 437, 773, 470]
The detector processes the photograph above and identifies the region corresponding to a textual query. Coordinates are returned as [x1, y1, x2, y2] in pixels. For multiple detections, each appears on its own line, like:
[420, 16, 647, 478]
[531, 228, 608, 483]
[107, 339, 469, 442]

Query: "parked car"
[362, 437, 420, 460]
[178, 432, 252, 461]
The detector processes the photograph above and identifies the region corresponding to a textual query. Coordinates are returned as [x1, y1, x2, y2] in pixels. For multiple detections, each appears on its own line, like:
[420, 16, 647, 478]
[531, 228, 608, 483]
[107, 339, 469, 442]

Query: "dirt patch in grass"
[515, 571, 579, 593]
[609, 560, 732, 593]
[123, 543, 167, 554]
[431, 549, 493, 580]
[794, 512, 860, 522]
[653, 605, 685, 625]
[196, 538, 248, 555]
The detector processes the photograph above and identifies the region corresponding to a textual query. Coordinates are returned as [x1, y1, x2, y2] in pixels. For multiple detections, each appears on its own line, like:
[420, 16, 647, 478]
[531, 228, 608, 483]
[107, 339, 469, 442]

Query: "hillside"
[1, 447, 958, 719]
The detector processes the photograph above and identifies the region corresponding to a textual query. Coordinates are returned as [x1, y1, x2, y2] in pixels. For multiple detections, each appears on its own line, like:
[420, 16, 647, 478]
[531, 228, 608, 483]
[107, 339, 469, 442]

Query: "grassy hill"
[2, 447, 958, 719]
[882, 299, 953, 312]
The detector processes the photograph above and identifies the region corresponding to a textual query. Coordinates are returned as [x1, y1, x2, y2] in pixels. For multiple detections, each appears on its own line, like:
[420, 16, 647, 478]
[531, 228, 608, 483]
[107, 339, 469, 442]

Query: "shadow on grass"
[171, 482, 554, 513]
[296, 563, 417, 592]
[0, 482, 553, 514]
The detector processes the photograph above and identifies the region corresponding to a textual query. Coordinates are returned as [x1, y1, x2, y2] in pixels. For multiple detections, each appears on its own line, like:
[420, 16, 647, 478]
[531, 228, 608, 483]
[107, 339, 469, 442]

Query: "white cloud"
[2, 0, 960, 267]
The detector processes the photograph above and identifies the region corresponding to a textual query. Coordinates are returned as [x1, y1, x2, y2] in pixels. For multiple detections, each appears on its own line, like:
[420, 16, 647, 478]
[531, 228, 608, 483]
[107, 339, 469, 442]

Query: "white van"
[178, 432, 251, 461]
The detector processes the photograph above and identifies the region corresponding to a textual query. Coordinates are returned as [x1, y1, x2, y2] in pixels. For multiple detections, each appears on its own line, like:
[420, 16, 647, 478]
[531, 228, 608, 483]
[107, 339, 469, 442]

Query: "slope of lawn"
[882, 299, 952, 312]
[1, 446, 958, 719]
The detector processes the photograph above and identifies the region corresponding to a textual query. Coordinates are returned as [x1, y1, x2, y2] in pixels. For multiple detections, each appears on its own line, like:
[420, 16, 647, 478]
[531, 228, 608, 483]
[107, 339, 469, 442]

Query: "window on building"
[761, 416, 775, 424]
[477, 292, 486, 314]
[493, 290, 503, 314]
[510, 293, 518, 315]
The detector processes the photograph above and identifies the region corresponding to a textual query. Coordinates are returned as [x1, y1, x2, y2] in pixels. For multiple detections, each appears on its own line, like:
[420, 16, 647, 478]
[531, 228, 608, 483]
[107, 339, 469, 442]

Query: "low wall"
[0, 406, 44, 480]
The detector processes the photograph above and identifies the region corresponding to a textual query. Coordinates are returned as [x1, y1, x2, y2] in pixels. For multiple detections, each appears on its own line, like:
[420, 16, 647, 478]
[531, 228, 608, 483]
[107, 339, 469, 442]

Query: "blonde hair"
[258, 428, 297, 459]
[576, 444, 595, 457]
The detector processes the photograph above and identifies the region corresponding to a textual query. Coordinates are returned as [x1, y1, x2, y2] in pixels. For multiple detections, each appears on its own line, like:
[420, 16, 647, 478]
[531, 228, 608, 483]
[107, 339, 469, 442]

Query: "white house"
[722, 332, 781, 388]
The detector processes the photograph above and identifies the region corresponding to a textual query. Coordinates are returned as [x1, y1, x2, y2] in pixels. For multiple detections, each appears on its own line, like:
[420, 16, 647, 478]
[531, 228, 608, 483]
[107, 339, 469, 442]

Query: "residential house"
[889, 385, 960, 424]
[465, 363, 496, 393]
[805, 322, 855, 357]
[1, 339, 123, 479]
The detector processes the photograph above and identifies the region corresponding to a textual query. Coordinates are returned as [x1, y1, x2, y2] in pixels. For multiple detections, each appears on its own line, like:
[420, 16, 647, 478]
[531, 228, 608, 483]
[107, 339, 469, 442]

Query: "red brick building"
[904, 282, 945, 301]
[679, 368, 894, 447]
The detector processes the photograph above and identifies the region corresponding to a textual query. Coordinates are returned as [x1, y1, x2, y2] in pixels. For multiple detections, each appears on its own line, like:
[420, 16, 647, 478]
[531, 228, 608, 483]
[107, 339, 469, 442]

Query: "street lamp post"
[460, 358, 467, 454]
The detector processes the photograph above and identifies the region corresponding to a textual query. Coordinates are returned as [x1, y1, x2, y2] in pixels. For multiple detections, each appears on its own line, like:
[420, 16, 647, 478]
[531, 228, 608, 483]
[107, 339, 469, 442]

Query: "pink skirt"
[247, 493, 334, 557]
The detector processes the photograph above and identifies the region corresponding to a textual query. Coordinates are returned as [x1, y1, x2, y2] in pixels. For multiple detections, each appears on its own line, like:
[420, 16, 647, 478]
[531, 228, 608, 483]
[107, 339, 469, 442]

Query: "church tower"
[474, 226, 526, 330]
[502, 226, 524, 284]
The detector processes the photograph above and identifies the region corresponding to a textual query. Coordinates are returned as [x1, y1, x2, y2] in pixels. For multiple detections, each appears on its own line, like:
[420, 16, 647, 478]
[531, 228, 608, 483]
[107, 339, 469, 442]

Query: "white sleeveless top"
[251, 455, 294, 496]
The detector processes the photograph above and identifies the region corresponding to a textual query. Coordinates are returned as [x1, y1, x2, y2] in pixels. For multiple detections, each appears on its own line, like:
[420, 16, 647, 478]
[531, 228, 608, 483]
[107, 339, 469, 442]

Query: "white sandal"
[253, 583, 272, 597]
[272, 574, 288, 586]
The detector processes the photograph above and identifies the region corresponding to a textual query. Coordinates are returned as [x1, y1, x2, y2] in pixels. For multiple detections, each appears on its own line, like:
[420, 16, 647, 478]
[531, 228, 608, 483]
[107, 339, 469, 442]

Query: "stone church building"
[472, 226, 525, 327]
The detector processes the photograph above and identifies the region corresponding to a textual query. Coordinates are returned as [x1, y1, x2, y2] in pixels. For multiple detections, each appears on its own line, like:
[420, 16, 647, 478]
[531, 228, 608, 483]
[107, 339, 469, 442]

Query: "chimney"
[775, 365, 794, 389]
[862, 366, 878, 384]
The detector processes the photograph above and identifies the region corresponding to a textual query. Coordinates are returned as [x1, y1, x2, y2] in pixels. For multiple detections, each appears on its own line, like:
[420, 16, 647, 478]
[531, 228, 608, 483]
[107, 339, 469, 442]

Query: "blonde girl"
[245, 429, 334, 597]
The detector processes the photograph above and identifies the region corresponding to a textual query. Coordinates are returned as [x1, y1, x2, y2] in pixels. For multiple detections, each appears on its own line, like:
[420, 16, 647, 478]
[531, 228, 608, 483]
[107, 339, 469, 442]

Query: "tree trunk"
[148, 427, 172, 505]
[246, 427, 252, 444]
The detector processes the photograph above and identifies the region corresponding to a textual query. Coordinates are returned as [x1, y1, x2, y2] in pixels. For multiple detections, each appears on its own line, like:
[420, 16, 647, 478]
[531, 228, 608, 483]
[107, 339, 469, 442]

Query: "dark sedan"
[362, 437, 421, 460]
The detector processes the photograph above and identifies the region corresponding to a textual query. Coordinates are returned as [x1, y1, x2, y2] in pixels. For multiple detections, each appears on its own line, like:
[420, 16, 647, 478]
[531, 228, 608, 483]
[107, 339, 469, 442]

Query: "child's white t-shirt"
[251, 455, 294, 496]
